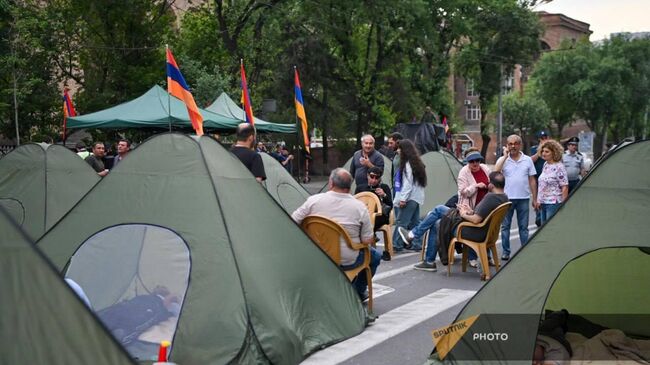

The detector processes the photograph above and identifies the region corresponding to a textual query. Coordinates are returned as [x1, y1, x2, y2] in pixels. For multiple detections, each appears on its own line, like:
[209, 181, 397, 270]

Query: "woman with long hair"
[392, 139, 427, 251]
[535, 139, 568, 224]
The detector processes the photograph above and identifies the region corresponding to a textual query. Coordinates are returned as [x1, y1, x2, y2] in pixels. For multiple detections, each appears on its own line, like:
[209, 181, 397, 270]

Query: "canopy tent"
[37, 133, 366, 365]
[0, 207, 135, 365]
[425, 140, 650, 364]
[260, 152, 310, 214]
[0, 143, 100, 241]
[420, 151, 463, 218]
[206, 92, 297, 134]
[67, 85, 240, 131]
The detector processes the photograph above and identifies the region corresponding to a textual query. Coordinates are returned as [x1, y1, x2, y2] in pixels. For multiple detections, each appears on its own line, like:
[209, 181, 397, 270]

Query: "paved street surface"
[300, 176, 536, 365]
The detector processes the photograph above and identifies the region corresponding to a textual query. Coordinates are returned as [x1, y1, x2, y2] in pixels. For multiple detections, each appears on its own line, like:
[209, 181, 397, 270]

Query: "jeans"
[568, 179, 579, 193]
[340, 247, 382, 296]
[500, 198, 530, 256]
[392, 200, 421, 250]
[411, 205, 449, 263]
[540, 203, 561, 224]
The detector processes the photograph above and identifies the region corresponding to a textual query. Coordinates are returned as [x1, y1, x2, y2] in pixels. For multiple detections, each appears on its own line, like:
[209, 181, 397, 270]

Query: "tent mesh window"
[65, 224, 190, 361]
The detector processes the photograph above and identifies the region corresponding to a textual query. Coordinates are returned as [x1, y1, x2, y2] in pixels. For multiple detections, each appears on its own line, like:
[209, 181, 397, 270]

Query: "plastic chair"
[301, 215, 373, 311]
[447, 202, 511, 280]
[354, 192, 393, 257]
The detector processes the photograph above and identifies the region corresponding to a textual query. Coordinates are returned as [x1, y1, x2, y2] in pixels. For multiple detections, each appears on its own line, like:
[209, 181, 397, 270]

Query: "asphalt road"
[299, 177, 537, 365]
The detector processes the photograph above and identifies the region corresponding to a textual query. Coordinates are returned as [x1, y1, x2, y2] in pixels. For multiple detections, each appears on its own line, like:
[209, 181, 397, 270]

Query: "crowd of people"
[73, 125, 587, 299]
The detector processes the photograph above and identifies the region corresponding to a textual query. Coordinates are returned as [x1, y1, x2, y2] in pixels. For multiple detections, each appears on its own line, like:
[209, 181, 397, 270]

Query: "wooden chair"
[447, 202, 511, 281]
[301, 215, 373, 311]
[354, 192, 393, 257]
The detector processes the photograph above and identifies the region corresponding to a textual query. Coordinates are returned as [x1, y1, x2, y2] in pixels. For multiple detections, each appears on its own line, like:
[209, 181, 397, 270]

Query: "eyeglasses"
[468, 160, 481, 164]
[368, 174, 381, 179]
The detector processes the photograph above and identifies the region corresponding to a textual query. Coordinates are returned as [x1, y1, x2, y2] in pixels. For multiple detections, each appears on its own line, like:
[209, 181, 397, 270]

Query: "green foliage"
[531, 36, 650, 155]
[502, 92, 550, 141]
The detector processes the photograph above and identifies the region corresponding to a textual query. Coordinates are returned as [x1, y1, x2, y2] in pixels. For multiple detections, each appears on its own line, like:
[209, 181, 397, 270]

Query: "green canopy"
[0, 207, 135, 365]
[260, 152, 310, 214]
[206, 92, 297, 133]
[37, 133, 366, 365]
[420, 151, 463, 218]
[0, 143, 100, 241]
[67, 85, 245, 132]
[426, 140, 650, 364]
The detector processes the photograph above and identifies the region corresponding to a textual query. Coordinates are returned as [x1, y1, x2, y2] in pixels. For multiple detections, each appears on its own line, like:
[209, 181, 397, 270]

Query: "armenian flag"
[294, 67, 310, 154]
[62, 88, 76, 141]
[166, 47, 203, 136]
[240, 60, 255, 125]
[442, 115, 449, 134]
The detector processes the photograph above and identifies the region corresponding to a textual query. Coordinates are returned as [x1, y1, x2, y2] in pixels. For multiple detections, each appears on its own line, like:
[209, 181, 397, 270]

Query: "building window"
[466, 105, 481, 121]
[466, 79, 478, 97]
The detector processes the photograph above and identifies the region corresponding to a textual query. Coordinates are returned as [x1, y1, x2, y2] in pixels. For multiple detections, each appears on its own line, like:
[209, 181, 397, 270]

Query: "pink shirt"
[538, 162, 568, 204]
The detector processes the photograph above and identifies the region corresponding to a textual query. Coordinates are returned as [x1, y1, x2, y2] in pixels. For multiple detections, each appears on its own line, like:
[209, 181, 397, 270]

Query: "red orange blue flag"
[442, 116, 449, 133]
[62, 88, 76, 141]
[166, 47, 203, 136]
[294, 67, 310, 154]
[240, 60, 255, 125]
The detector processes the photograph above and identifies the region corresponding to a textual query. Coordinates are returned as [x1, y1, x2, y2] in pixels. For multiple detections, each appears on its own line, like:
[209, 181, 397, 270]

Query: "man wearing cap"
[495, 134, 537, 261]
[531, 131, 550, 226]
[355, 166, 393, 231]
[562, 137, 585, 193]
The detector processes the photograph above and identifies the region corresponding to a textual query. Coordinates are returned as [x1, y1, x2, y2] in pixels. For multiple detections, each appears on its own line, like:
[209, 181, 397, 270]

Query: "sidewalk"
[300, 175, 328, 195]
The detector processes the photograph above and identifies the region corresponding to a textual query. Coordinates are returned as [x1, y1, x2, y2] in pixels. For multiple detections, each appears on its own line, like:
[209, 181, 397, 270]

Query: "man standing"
[562, 137, 585, 193]
[84, 142, 109, 177]
[495, 134, 537, 260]
[231, 123, 266, 182]
[387, 132, 403, 188]
[349, 134, 384, 187]
[112, 139, 131, 168]
[292, 168, 381, 300]
[530, 131, 549, 226]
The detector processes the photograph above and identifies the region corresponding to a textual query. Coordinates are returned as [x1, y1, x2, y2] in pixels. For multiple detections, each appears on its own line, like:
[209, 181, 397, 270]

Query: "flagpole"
[166, 44, 172, 132]
[293, 66, 302, 180]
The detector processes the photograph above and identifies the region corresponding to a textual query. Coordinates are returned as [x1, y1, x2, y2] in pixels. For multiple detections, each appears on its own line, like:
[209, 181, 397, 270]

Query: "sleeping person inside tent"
[67, 280, 181, 359]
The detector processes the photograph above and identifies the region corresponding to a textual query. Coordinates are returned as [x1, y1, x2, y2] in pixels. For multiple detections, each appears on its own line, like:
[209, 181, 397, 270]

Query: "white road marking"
[300, 288, 476, 365]
[372, 283, 395, 299]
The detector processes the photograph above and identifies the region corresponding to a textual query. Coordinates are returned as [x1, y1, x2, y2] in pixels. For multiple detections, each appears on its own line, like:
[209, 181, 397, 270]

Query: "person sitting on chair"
[292, 168, 381, 301]
[400, 172, 508, 272]
[354, 166, 392, 231]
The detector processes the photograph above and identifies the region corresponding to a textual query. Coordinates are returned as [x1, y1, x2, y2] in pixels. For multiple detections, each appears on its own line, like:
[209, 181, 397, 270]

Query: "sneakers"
[414, 261, 437, 272]
[397, 227, 413, 249]
[501, 254, 510, 261]
[381, 250, 392, 261]
[469, 259, 478, 268]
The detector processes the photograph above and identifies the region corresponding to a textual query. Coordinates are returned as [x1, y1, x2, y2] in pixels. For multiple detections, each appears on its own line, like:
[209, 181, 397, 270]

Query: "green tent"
[67, 85, 240, 131]
[0, 207, 135, 365]
[206, 92, 297, 134]
[420, 151, 463, 218]
[37, 133, 366, 364]
[426, 140, 650, 364]
[0, 143, 100, 241]
[260, 152, 310, 214]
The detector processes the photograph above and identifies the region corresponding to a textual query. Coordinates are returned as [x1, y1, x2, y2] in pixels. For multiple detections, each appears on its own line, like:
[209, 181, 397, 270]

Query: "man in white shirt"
[292, 168, 380, 300]
[495, 134, 537, 260]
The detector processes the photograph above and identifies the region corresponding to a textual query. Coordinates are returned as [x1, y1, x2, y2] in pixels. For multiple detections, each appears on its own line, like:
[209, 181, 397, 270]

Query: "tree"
[454, 0, 542, 157]
[0, 1, 61, 143]
[502, 92, 550, 147]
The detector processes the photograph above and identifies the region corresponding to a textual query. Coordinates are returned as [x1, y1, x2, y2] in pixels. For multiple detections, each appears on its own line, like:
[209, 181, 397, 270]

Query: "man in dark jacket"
[354, 167, 392, 230]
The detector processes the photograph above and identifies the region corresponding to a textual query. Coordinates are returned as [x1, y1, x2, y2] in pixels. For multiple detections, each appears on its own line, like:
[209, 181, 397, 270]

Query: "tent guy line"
[299, 288, 476, 365]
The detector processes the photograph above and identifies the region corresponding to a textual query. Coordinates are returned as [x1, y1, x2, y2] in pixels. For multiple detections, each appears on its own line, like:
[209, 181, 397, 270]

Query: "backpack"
[97, 294, 172, 345]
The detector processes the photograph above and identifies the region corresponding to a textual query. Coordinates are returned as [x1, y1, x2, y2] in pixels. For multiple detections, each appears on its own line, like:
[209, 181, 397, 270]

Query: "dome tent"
[260, 152, 310, 214]
[419, 151, 463, 218]
[37, 133, 366, 364]
[0, 206, 135, 365]
[425, 140, 650, 364]
[0, 143, 100, 240]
